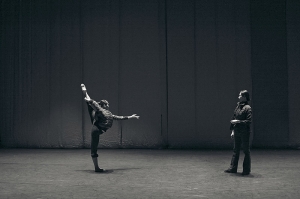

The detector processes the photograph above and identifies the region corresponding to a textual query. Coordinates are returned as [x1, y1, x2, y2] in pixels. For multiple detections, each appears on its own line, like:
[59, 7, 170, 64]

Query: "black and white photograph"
[1, 0, 299, 198]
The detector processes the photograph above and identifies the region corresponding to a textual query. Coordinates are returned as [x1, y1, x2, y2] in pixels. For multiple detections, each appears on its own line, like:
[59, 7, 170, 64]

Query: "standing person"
[225, 90, 252, 175]
[81, 84, 140, 172]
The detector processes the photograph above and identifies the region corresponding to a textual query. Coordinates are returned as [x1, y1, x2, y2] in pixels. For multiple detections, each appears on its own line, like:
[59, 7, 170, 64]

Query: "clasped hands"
[230, 119, 240, 124]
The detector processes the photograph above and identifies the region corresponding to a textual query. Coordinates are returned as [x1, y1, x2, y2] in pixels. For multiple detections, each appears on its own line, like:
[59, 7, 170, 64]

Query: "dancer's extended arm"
[112, 114, 140, 120]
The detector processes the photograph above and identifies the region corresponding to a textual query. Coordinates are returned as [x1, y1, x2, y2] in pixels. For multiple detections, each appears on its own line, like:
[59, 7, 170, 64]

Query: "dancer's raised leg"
[81, 84, 91, 100]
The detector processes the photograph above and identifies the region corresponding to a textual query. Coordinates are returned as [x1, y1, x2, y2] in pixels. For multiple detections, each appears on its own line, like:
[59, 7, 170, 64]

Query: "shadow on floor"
[226, 172, 262, 178]
[75, 168, 141, 174]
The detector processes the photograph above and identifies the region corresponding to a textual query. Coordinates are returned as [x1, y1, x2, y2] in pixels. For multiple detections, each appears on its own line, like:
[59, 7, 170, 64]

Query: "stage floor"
[0, 149, 299, 199]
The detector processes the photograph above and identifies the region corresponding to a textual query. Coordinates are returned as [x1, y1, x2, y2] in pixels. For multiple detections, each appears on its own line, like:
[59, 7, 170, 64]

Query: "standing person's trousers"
[230, 131, 251, 173]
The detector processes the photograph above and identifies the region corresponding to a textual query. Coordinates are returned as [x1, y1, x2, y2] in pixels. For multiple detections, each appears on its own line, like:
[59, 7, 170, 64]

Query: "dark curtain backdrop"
[251, 0, 300, 148]
[251, 0, 289, 147]
[166, 0, 251, 148]
[286, 0, 300, 148]
[1, 0, 167, 148]
[1, 0, 299, 148]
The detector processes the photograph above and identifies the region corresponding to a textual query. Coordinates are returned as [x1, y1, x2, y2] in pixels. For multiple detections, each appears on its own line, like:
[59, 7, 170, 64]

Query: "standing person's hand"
[231, 131, 234, 139]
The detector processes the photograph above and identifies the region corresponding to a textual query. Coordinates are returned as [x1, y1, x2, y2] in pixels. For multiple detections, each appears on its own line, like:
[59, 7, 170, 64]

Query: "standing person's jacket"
[230, 102, 252, 133]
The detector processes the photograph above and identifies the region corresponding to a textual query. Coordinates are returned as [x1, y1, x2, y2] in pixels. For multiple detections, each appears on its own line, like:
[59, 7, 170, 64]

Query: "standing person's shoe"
[224, 168, 237, 173]
[242, 171, 250, 175]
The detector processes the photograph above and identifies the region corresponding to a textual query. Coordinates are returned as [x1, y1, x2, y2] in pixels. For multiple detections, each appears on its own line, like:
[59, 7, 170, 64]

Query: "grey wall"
[1, 0, 299, 149]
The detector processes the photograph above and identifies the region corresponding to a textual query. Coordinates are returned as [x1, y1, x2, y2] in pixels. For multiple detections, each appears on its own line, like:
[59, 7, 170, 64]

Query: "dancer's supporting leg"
[91, 126, 105, 172]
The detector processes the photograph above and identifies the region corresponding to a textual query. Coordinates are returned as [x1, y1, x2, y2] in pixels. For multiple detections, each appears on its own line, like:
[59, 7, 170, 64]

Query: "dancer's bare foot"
[81, 84, 87, 95]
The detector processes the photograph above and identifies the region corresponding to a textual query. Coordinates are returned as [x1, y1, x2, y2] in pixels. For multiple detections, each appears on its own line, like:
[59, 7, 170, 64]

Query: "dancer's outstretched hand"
[129, 114, 140, 119]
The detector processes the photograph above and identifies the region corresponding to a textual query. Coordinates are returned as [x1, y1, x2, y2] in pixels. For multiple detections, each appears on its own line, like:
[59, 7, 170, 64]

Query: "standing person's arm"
[230, 118, 235, 139]
[230, 106, 252, 125]
[229, 105, 252, 139]
[229, 104, 239, 139]
[238, 106, 252, 125]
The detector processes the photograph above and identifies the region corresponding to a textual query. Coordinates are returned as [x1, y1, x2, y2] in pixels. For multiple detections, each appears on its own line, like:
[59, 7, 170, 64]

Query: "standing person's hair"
[240, 90, 250, 101]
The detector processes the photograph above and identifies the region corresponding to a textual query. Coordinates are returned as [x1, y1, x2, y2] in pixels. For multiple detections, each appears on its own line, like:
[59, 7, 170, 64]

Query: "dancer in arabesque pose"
[81, 84, 140, 172]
